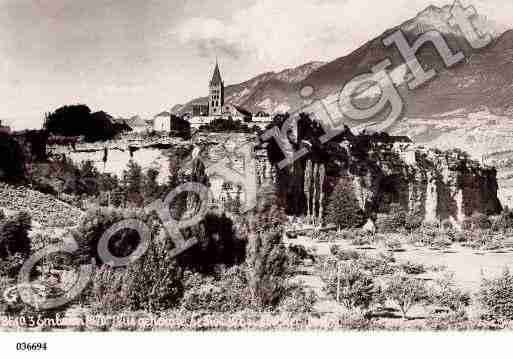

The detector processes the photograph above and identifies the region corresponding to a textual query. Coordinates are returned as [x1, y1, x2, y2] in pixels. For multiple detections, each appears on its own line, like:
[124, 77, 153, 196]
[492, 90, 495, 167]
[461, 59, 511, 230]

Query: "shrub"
[405, 214, 423, 231]
[178, 211, 247, 274]
[357, 255, 396, 276]
[0, 211, 32, 258]
[0, 253, 25, 278]
[431, 235, 453, 250]
[287, 244, 315, 265]
[323, 261, 378, 310]
[89, 238, 184, 313]
[181, 266, 252, 313]
[181, 265, 317, 314]
[400, 261, 426, 275]
[278, 284, 318, 314]
[385, 274, 428, 319]
[74, 207, 155, 265]
[377, 203, 407, 233]
[351, 233, 373, 247]
[325, 178, 366, 229]
[334, 249, 361, 261]
[463, 231, 502, 250]
[245, 230, 291, 309]
[430, 272, 471, 315]
[0, 132, 26, 181]
[478, 268, 513, 320]
[492, 209, 513, 233]
[414, 224, 438, 246]
[470, 213, 491, 230]
[385, 237, 403, 252]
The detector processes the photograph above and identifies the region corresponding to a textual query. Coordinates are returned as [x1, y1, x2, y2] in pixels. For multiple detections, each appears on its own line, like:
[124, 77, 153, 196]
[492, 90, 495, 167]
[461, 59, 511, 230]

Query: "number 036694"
[16, 342, 48, 351]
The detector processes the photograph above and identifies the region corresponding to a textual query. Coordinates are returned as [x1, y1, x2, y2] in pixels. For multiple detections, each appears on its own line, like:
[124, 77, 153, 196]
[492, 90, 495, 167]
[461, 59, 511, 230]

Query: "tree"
[325, 178, 366, 228]
[385, 273, 428, 319]
[326, 261, 377, 310]
[239, 186, 291, 309]
[199, 117, 254, 133]
[44, 105, 123, 142]
[0, 133, 26, 182]
[143, 168, 161, 203]
[122, 160, 144, 206]
[0, 212, 32, 258]
[178, 211, 246, 274]
[170, 115, 191, 139]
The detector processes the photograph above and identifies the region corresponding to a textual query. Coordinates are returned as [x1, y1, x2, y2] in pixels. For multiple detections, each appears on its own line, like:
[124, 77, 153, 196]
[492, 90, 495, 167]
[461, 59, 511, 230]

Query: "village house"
[153, 111, 172, 132]
[0, 120, 11, 134]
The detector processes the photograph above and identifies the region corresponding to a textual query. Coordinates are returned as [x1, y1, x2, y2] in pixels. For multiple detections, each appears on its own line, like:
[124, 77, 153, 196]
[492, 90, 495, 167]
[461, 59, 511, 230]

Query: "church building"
[188, 61, 252, 129]
[209, 61, 224, 116]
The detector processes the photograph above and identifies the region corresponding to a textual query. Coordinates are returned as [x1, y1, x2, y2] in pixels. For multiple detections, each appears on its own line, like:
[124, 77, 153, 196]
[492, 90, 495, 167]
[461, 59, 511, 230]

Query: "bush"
[400, 261, 426, 275]
[491, 209, 513, 233]
[245, 230, 291, 309]
[385, 274, 428, 319]
[470, 213, 492, 230]
[178, 211, 247, 274]
[74, 207, 155, 265]
[89, 238, 184, 313]
[277, 285, 318, 314]
[413, 224, 438, 247]
[478, 268, 513, 320]
[0, 133, 26, 182]
[181, 265, 317, 314]
[323, 261, 378, 310]
[430, 272, 471, 315]
[239, 187, 294, 310]
[431, 235, 453, 250]
[385, 237, 403, 252]
[376, 203, 407, 233]
[357, 255, 396, 276]
[288, 244, 315, 265]
[333, 248, 360, 261]
[405, 214, 423, 231]
[325, 178, 366, 229]
[351, 232, 373, 247]
[0, 211, 32, 258]
[181, 266, 252, 313]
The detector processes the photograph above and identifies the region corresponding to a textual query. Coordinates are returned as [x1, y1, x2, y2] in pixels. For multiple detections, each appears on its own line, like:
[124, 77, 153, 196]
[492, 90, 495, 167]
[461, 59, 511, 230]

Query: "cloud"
[173, 0, 512, 70]
[174, 17, 246, 59]
[173, 0, 366, 68]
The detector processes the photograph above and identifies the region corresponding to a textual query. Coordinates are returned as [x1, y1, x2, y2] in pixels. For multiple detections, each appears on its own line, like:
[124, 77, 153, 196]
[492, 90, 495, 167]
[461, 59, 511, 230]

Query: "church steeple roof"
[210, 61, 223, 87]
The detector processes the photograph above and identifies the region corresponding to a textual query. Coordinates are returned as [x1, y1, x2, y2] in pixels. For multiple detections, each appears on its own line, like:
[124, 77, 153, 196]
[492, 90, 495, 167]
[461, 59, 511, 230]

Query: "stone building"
[153, 111, 172, 132]
[209, 61, 225, 116]
[186, 61, 255, 129]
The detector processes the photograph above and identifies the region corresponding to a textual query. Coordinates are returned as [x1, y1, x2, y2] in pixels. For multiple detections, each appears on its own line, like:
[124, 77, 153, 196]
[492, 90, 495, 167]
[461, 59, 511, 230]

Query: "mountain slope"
[175, 5, 505, 118]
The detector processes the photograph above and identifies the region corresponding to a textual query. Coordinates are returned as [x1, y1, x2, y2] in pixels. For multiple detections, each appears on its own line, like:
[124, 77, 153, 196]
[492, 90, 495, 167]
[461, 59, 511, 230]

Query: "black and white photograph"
[1, 0, 513, 356]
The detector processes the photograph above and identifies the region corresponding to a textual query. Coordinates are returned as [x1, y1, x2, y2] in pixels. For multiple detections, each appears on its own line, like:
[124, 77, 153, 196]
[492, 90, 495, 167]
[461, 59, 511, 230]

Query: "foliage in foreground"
[385, 273, 428, 319]
[478, 268, 513, 321]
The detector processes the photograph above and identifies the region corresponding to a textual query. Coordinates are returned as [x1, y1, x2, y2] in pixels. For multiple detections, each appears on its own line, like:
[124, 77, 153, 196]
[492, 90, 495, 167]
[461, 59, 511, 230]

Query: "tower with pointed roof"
[208, 60, 224, 116]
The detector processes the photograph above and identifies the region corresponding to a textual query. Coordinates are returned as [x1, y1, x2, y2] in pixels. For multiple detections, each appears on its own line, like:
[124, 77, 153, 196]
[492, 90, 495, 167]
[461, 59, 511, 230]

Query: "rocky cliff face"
[260, 117, 502, 226]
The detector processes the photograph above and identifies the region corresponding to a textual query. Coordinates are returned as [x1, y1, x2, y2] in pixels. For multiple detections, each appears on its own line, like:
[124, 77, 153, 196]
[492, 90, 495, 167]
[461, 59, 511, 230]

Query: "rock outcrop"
[260, 117, 502, 226]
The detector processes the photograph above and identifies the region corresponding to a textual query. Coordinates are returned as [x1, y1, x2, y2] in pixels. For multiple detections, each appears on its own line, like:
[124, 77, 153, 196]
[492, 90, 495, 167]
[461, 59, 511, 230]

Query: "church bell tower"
[208, 60, 224, 116]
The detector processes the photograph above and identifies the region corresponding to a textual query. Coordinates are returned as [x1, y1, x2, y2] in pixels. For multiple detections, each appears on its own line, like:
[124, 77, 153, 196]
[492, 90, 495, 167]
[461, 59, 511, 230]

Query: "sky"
[1, 0, 511, 130]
